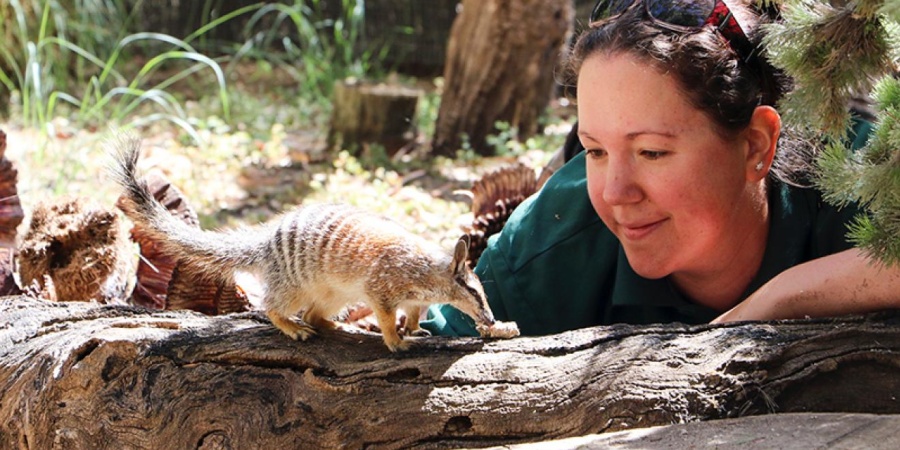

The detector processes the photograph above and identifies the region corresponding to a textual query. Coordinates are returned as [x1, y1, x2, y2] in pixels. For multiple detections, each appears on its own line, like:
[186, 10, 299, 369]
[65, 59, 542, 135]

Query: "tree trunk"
[3, 296, 900, 449]
[431, 0, 574, 157]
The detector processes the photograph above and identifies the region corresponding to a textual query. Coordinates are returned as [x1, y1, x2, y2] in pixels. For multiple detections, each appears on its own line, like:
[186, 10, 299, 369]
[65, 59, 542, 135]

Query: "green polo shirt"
[422, 146, 866, 337]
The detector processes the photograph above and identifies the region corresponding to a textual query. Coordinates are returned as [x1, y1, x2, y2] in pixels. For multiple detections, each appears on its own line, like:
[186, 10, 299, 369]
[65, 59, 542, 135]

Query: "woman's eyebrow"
[578, 129, 677, 140]
[624, 129, 677, 140]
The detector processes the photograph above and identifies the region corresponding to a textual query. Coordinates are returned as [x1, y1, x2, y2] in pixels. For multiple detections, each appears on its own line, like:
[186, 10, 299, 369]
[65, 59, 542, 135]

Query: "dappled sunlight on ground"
[1, 113, 571, 249]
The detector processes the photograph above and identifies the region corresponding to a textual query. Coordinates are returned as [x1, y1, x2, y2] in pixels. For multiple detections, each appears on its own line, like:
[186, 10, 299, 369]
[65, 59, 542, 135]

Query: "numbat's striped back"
[109, 136, 497, 352]
[265, 202, 450, 287]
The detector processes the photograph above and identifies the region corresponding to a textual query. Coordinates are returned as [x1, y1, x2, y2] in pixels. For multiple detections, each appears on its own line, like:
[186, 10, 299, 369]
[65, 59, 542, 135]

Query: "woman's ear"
[744, 105, 781, 182]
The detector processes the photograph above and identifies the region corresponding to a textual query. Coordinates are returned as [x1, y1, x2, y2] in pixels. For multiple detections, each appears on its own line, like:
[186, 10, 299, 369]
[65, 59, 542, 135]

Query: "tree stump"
[3, 296, 900, 449]
[431, 0, 574, 156]
[118, 169, 250, 315]
[328, 79, 423, 157]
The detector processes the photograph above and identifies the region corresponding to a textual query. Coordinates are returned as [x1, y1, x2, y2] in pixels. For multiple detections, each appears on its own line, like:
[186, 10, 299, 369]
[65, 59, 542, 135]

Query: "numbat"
[109, 138, 510, 351]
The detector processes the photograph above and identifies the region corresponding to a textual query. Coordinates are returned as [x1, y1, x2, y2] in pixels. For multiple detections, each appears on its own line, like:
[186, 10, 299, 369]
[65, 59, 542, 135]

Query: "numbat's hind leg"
[267, 310, 316, 341]
[302, 308, 339, 331]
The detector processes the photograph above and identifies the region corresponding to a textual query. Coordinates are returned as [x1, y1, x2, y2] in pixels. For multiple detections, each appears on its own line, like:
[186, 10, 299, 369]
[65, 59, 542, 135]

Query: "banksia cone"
[18, 198, 133, 303]
[118, 170, 199, 309]
[464, 164, 542, 267]
[0, 129, 24, 296]
[166, 263, 250, 315]
[118, 170, 250, 314]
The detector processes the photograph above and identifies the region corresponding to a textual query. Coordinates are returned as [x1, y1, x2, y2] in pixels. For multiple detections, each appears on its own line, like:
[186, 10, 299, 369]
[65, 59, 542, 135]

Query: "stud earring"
[755, 161, 764, 171]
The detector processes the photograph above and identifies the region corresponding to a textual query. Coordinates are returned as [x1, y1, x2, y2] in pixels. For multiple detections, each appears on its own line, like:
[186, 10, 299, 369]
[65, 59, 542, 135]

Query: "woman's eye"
[641, 150, 667, 160]
[585, 148, 606, 159]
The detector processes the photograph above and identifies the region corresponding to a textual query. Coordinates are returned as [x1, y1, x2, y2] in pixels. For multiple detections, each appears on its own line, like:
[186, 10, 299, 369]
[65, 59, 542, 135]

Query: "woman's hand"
[712, 248, 900, 323]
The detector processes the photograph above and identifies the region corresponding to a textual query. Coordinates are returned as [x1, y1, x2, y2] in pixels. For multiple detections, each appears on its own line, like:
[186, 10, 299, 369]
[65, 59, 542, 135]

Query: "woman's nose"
[602, 160, 642, 206]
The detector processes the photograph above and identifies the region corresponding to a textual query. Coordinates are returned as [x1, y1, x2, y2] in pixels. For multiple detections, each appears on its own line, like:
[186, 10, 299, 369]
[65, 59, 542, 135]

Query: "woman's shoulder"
[490, 151, 608, 271]
[767, 177, 863, 262]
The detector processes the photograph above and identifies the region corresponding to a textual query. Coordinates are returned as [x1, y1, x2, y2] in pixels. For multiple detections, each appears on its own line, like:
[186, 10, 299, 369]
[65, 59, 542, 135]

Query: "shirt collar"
[609, 246, 693, 307]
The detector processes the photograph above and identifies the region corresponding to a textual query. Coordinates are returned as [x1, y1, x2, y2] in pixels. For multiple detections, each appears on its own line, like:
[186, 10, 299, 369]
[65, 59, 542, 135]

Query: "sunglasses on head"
[590, 0, 754, 61]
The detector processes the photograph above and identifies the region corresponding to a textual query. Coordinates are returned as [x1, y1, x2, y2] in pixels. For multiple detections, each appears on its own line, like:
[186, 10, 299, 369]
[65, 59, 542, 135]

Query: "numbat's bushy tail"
[109, 137, 496, 351]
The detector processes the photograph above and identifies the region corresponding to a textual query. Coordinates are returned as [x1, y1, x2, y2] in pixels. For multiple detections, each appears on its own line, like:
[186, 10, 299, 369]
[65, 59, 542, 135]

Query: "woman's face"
[578, 52, 761, 281]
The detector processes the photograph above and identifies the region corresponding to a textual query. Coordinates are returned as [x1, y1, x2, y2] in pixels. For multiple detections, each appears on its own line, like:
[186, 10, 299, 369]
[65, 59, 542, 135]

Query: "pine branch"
[816, 76, 900, 266]
[764, 0, 895, 138]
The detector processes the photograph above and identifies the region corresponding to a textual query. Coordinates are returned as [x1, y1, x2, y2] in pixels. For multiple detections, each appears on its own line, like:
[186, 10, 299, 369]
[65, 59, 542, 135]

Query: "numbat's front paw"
[383, 337, 411, 352]
[476, 321, 520, 339]
[409, 328, 432, 337]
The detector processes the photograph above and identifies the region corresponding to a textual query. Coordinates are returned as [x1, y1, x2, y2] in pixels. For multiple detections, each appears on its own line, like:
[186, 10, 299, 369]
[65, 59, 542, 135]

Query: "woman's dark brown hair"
[563, 2, 810, 181]
[565, 2, 788, 135]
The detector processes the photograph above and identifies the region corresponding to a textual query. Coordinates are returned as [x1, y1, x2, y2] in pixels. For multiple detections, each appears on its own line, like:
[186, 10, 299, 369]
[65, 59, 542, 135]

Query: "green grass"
[1, 0, 378, 142]
[225, 0, 384, 106]
[0, 0, 233, 143]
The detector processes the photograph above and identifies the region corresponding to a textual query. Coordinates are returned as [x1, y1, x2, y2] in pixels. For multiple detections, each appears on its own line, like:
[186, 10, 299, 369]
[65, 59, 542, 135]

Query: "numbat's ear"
[451, 235, 470, 275]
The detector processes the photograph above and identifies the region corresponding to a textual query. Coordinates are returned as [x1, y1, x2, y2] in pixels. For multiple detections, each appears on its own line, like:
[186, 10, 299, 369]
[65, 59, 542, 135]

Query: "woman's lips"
[618, 219, 666, 241]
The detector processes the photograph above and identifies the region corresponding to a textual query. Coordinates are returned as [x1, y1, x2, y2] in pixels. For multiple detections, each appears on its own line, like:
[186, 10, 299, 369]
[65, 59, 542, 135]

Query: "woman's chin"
[623, 252, 672, 280]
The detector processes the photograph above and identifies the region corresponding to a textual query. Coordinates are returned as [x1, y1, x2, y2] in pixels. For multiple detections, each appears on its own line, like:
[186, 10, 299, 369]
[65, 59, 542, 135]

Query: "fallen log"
[2, 296, 900, 449]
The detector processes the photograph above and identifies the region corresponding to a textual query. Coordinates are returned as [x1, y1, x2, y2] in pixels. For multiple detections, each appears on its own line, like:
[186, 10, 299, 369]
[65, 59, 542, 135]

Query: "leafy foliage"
[0, 0, 234, 142]
[764, 0, 898, 138]
[817, 77, 900, 265]
[226, 0, 383, 106]
[763, 0, 900, 265]
[1, 0, 377, 142]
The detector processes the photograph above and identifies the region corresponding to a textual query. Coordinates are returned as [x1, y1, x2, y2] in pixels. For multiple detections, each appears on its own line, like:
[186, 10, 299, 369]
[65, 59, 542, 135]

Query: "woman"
[421, 0, 900, 337]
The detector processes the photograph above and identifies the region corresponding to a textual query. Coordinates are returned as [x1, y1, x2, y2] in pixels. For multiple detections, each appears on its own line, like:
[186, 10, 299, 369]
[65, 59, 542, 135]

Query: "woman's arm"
[712, 248, 900, 323]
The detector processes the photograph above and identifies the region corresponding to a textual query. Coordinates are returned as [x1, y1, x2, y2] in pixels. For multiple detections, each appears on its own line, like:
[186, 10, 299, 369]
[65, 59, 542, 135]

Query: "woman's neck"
[670, 184, 770, 312]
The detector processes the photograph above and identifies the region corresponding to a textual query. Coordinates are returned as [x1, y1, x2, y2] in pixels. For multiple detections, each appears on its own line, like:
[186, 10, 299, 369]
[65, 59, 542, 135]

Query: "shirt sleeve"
[421, 303, 479, 337]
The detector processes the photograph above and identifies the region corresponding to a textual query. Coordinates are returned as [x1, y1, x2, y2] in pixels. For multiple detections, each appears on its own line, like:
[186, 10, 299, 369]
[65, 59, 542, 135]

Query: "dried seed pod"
[0, 245, 17, 297]
[18, 197, 134, 303]
[0, 129, 24, 296]
[118, 169, 250, 314]
[25, 274, 58, 302]
[464, 163, 541, 267]
[118, 170, 199, 309]
[0, 157, 23, 240]
[166, 263, 250, 315]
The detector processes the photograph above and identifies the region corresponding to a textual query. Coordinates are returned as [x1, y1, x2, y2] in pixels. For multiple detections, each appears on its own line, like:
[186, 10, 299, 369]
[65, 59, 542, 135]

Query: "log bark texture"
[431, 0, 574, 156]
[2, 296, 900, 449]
